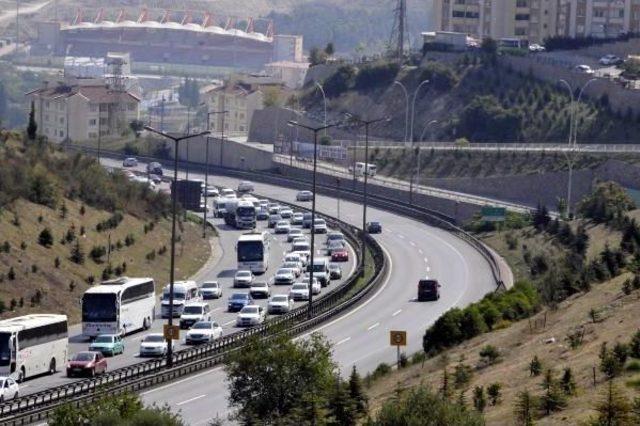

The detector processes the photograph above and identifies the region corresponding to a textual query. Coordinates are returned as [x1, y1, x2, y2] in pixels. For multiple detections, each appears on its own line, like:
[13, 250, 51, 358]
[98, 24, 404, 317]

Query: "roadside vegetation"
[0, 130, 211, 322]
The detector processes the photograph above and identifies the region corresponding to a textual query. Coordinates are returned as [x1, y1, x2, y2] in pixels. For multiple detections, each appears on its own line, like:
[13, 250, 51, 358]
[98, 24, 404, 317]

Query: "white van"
[213, 198, 229, 218]
[160, 281, 200, 318]
[354, 162, 377, 177]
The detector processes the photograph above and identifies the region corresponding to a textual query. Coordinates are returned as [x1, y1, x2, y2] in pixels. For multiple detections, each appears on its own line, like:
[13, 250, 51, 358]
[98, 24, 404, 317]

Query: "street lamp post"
[410, 120, 439, 203]
[287, 120, 339, 319]
[143, 126, 210, 368]
[393, 81, 410, 144]
[314, 81, 327, 136]
[410, 80, 429, 143]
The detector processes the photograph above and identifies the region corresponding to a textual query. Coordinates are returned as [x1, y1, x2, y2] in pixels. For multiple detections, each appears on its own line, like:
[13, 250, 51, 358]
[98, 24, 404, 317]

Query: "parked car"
[574, 64, 595, 74]
[123, 157, 138, 167]
[200, 281, 222, 299]
[146, 162, 163, 176]
[599, 54, 623, 66]
[237, 181, 255, 193]
[250, 281, 271, 298]
[234, 270, 254, 288]
[185, 321, 223, 344]
[331, 248, 349, 262]
[366, 221, 382, 234]
[275, 220, 291, 234]
[236, 305, 266, 327]
[287, 228, 304, 242]
[89, 334, 125, 356]
[179, 302, 212, 329]
[329, 263, 343, 280]
[312, 218, 328, 234]
[418, 279, 441, 301]
[66, 351, 107, 378]
[296, 190, 313, 201]
[289, 283, 310, 301]
[0, 377, 19, 401]
[228, 293, 253, 312]
[291, 212, 304, 225]
[139, 333, 174, 357]
[267, 294, 295, 314]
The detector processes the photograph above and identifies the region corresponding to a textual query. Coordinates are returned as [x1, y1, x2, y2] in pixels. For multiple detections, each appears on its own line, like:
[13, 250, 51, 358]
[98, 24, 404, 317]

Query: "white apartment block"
[433, 0, 640, 43]
[27, 79, 140, 143]
[203, 83, 264, 136]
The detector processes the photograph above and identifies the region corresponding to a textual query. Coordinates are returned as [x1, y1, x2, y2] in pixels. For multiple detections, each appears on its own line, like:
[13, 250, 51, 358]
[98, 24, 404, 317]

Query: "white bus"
[0, 314, 68, 382]
[82, 277, 155, 338]
[237, 232, 270, 274]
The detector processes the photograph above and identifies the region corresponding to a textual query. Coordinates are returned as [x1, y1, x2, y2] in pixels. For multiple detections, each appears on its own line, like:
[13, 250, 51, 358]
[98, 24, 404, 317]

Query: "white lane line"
[223, 320, 235, 326]
[397, 234, 405, 239]
[426, 266, 431, 272]
[211, 307, 222, 312]
[176, 394, 207, 406]
[424, 257, 428, 263]
[367, 322, 379, 331]
[336, 337, 351, 345]
[140, 367, 223, 395]
[418, 249, 423, 255]
[409, 241, 416, 247]
[392, 309, 402, 317]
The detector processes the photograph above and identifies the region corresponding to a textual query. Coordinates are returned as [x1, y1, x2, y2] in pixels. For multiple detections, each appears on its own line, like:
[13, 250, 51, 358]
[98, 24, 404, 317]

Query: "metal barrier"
[0, 156, 388, 425]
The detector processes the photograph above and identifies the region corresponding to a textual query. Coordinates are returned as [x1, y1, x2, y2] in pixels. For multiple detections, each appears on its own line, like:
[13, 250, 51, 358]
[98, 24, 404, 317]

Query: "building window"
[44, 114, 49, 122]
[45, 101, 50, 108]
[100, 118, 107, 126]
[59, 117, 64, 124]
[594, 9, 604, 18]
[59, 130, 64, 137]
[89, 132, 98, 139]
[515, 28, 527, 35]
[515, 14, 530, 21]
[89, 119, 97, 126]
[128, 103, 136, 111]
[516, 0, 528, 6]
[89, 104, 98, 112]
[99, 104, 107, 112]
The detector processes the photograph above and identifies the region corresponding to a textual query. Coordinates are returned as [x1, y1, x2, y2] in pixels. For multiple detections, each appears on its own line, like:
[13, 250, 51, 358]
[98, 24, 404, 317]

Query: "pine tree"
[560, 367, 577, 396]
[348, 366, 367, 415]
[70, 240, 85, 265]
[592, 380, 631, 426]
[472, 386, 486, 412]
[441, 367, 453, 401]
[530, 355, 542, 377]
[27, 100, 37, 140]
[326, 376, 356, 426]
[539, 369, 567, 415]
[38, 228, 53, 248]
[487, 383, 502, 405]
[514, 390, 536, 426]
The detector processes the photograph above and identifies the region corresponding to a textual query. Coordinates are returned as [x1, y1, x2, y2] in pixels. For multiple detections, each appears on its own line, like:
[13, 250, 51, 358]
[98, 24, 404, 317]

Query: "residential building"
[264, 61, 310, 89]
[562, 0, 640, 39]
[26, 79, 140, 143]
[203, 82, 265, 136]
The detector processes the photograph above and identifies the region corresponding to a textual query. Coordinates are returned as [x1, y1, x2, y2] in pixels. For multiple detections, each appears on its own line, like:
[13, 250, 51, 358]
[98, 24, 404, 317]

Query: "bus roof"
[0, 314, 67, 332]
[84, 277, 154, 295]
[238, 232, 268, 242]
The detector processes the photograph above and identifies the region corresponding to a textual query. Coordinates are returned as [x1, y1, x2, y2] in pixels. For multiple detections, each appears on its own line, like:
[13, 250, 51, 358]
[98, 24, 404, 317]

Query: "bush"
[479, 345, 501, 366]
[124, 234, 135, 247]
[420, 61, 459, 92]
[323, 65, 356, 97]
[578, 181, 635, 224]
[89, 245, 107, 263]
[355, 61, 400, 91]
[458, 95, 522, 142]
[38, 227, 53, 247]
[453, 363, 473, 389]
[96, 212, 124, 232]
[487, 383, 502, 405]
[630, 330, 640, 358]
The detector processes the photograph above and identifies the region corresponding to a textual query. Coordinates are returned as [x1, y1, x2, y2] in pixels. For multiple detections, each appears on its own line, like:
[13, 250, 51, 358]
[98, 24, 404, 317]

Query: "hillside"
[0, 131, 211, 323]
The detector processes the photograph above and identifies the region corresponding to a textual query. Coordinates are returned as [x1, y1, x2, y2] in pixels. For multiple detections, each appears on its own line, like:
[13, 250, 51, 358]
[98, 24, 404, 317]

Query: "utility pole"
[15, 0, 19, 55]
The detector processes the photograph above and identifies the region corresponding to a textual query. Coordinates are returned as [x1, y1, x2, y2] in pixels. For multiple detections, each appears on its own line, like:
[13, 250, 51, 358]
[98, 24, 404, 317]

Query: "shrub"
[355, 61, 400, 91]
[487, 383, 502, 406]
[96, 212, 124, 232]
[630, 330, 640, 358]
[479, 345, 500, 366]
[89, 245, 107, 263]
[70, 240, 84, 265]
[323, 65, 356, 97]
[472, 386, 486, 412]
[124, 234, 135, 247]
[600, 342, 624, 379]
[578, 181, 635, 224]
[38, 228, 54, 247]
[7, 267, 15, 280]
[453, 363, 473, 389]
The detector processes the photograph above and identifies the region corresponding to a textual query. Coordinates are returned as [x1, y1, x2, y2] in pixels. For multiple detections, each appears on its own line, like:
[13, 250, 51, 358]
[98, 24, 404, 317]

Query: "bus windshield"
[0, 332, 11, 367]
[82, 293, 117, 322]
[238, 241, 264, 262]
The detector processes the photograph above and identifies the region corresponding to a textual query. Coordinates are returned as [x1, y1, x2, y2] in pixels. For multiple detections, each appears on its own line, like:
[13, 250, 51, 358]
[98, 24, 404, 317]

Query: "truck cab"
[417, 279, 441, 301]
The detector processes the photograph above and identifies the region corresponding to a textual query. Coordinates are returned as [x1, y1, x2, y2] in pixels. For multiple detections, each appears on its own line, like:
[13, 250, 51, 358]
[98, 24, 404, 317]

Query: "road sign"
[481, 206, 506, 222]
[163, 324, 179, 340]
[390, 330, 407, 347]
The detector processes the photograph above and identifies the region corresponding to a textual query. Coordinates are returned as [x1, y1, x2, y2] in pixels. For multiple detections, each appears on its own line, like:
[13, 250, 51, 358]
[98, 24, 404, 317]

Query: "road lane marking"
[177, 394, 207, 406]
[397, 234, 405, 239]
[140, 367, 223, 395]
[367, 323, 379, 331]
[392, 309, 402, 317]
[223, 320, 235, 326]
[336, 337, 351, 345]
[418, 249, 423, 254]
[409, 241, 416, 247]
[426, 266, 431, 272]
[424, 257, 428, 263]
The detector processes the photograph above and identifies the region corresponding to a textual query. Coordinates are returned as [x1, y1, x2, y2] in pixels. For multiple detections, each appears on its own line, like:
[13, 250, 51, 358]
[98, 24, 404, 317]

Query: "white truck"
[224, 199, 257, 229]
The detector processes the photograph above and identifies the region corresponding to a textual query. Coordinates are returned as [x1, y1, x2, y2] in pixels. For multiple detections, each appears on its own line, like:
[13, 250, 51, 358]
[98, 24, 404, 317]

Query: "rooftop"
[27, 82, 140, 103]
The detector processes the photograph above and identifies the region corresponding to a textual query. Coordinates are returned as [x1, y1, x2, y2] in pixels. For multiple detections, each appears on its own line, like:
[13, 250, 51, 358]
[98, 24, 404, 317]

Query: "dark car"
[302, 212, 313, 229]
[418, 279, 441, 301]
[331, 248, 349, 262]
[366, 221, 382, 234]
[66, 351, 107, 378]
[147, 162, 163, 176]
[227, 293, 253, 312]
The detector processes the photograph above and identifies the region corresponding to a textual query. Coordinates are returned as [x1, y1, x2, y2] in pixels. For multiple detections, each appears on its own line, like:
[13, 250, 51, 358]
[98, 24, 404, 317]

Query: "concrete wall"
[173, 136, 275, 171]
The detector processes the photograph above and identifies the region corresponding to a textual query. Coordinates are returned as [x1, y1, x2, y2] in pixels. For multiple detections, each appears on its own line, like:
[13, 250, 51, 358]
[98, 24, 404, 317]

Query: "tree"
[630, 330, 640, 358]
[578, 181, 635, 223]
[539, 369, 567, 416]
[27, 100, 37, 140]
[479, 345, 500, 365]
[458, 95, 522, 142]
[560, 367, 577, 396]
[348, 366, 367, 416]
[225, 333, 337, 424]
[326, 376, 356, 426]
[38, 227, 54, 248]
[514, 390, 537, 426]
[530, 355, 542, 377]
[70, 240, 85, 265]
[325, 42, 335, 56]
[309, 46, 328, 65]
[472, 386, 486, 412]
[487, 383, 502, 405]
[178, 78, 200, 108]
[369, 385, 484, 425]
[590, 381, 631, 426]
[453, 363, 473, 389]
[481, 37, 498, 57]
[262, 87, 282, 107]
[129, 120, 144, 138]
[441, 367, 453, 401]
[600, 342, 624, 379]
[532, 203, 551, 230]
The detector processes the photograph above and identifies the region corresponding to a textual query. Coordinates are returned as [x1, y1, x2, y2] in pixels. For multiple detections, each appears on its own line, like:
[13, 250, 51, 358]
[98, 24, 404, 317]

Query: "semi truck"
[224, 199, 257, 229]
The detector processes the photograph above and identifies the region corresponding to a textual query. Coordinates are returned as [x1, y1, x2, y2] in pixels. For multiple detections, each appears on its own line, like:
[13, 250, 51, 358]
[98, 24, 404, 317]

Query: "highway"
[17, 174, 357, 397]
[92, 160, 503, 425]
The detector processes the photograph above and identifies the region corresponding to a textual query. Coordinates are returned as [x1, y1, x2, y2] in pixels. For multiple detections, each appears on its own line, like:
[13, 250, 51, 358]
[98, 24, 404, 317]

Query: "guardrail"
[0, 159, 387, 424]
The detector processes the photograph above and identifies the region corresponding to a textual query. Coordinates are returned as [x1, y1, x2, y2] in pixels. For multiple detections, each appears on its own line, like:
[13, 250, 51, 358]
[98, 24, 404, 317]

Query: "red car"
[331, 248, 349, 262]
[66, 351, 107, 377]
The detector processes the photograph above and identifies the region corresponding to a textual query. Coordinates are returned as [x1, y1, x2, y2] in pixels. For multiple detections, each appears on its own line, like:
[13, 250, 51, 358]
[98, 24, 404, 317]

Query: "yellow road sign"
[390, 330, 407, 346]
[163, 324, 180, 340]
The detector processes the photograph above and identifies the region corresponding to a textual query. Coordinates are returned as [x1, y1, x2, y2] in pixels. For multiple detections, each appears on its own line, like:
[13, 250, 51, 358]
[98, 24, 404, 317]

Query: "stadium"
[32, 9, 303, 71]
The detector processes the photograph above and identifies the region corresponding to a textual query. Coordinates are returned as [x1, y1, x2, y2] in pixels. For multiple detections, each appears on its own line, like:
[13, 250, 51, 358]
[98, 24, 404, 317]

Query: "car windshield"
[314, 219, 325, 224]
[330, 265, 340, 270]
[202, 283, 218, 288]
[272, 296, 288, 302]
[192, 322, 212, 329]
[283, 262, 297, 268]
[252, 282, 267, 288]
[289, 229, 301, 234]
[72, 352, 95, 362]
[292, 284, 308, 290]
[240, 306, 258, 314]
[328, 233, 344, 240]
[231, 294, 247, 300]
[237, 271, 251, 278]
[162, 289, 186, 301]
[94, 335, 113, 343]
[277, 268, 291, 275]
[143, 335, 164, 343]
[183, 306, 203, 314]
[277, 221, 289, 226]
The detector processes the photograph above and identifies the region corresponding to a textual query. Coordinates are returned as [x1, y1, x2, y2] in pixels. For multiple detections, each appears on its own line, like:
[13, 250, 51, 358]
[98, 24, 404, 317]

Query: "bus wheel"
[143, 317, 150, 330]
[49, 358, 56, 374]
[17, 368, 25, 383]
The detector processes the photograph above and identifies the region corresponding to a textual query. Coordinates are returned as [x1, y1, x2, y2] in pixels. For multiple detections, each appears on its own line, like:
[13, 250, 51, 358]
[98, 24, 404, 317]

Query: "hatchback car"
[228, 293, 253, 312]
[296, 190, 313, 201]
[66, 351, 107, 378]
[185, 321, 223, 344]
[236, 305, 266, 327]
[0, 377, 19, 401]
[279, 207, 293, 218]
[327, 239, 346, 255]
[89, 334, 125, 356]
[139, 333, 174, 357]
[234, 270, 254, 288]
[268, 214, 282, 228]
[289, 283, 310, 301]
[200, 281, 222, 299]
[313, 219, 328, 234]
[291, 212, 304, 225]
[287, 228, 304, 242]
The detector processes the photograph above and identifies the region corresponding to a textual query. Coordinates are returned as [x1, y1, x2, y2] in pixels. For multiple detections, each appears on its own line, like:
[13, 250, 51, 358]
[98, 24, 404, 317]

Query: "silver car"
[234, 270, 254, 288]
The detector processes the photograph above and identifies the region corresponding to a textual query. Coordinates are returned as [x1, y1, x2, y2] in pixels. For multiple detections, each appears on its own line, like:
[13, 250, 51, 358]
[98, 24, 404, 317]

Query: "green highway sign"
[481, 206, 506, 222]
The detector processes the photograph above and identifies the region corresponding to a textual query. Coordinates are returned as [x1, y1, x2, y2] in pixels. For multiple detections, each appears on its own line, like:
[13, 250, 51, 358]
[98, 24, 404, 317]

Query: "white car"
[237, 181, 254, 193]
[179, 302, 211, 329]
[279, 207, 293, 218]
[267, 295, 295, 314]
[275, 221, 291, 234]
[289, 283, 310, 301]
[249, 281, 271, 298]
[291, 212, 304, 225]
[185, 321, 223, 344]
[284, 253, 304, 267]
[326, 232, 345, 245]
[221, 188, 236, 198]
[236, 305, 266, 327]
[528, 43, 545, 52]
[282, 261, 302, 277]
[299, 276, 322, 295]
[312, 219, 328, 234]
[287, 228, 304, 242]
[234, 270, 254, 288]
[205, 186, 219, 197]
[139, 333, 174, 357]
[291, 251, 310, 267]
[574, 64, 595, 74]
[599, 54, 622, 66]
[296, 190, 313, 201]
[122, 157, 138, 167]
[0, 377, 19, 401]
[200, 281, 222, 299]
[274, 268, 296, 285]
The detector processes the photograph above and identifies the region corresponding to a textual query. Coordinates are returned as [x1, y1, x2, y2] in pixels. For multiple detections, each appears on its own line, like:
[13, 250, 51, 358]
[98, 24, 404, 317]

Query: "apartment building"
[203, 83, 264, 136]
[434, 0, 640, 42]
[27, 79, 140, 143]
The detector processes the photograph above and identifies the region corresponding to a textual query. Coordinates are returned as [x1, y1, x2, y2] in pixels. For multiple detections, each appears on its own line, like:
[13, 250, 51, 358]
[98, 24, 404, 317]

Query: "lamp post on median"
[393, 81, 410, 144]
[314, 81, 327, 136]
[410, 80, 429, 143]
[143, 126, 210, 368]
[410, 120, 439, 204]
[287, 120, 339, 319]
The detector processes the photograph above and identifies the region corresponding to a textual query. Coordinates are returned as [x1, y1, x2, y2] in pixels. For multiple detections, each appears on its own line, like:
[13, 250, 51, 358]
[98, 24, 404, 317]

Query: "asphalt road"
[98, 160, 500, 425]
[17, 179, 356, 397]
